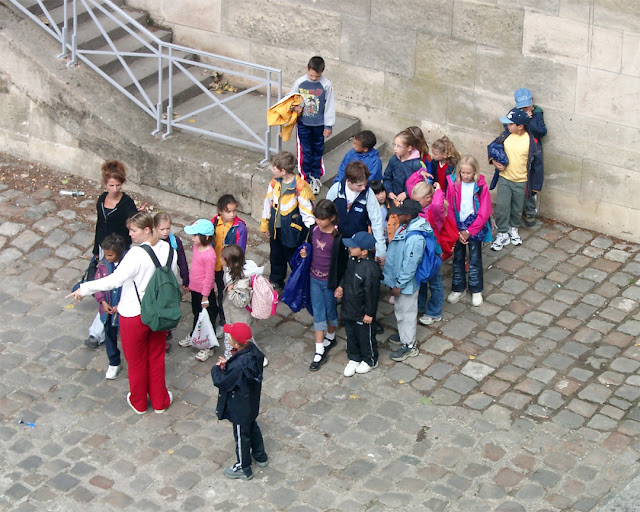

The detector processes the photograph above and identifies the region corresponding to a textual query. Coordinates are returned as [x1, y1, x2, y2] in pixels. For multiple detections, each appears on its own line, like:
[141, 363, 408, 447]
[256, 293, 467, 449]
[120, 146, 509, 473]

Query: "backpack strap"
[133, 244, 174, 304]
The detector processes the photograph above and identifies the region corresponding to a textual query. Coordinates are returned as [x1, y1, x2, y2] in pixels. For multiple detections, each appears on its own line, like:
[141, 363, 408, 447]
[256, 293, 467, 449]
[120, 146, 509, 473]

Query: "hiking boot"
[447, 291, 465, 304]
[343, 360, 359, 377]
[508, 227, 522, 246]
[419, 315, 442, 325]
[224, 463, 253, 480]
[390, 344, 419, 362]
[472, 292, 484, 307]
[84, 335, 99, 348]
[491, 232, 510, 251]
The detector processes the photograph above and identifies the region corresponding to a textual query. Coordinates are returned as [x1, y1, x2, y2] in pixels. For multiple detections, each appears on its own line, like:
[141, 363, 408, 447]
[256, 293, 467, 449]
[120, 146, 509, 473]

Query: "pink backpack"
[247, 275, 279, 319]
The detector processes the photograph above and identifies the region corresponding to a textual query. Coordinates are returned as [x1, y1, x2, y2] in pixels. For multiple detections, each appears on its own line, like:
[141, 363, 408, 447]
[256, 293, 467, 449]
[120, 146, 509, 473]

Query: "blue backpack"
[406, 231, 442, 284]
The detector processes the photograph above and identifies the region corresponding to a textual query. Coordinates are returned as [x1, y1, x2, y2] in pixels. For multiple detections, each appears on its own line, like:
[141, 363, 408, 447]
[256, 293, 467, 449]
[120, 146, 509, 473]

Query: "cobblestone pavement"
[0, 180, 639, 512]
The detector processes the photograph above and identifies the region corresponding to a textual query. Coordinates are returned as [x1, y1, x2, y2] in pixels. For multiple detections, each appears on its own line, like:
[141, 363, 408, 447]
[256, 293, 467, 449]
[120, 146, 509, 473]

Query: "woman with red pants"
[68, 212, 177, 414]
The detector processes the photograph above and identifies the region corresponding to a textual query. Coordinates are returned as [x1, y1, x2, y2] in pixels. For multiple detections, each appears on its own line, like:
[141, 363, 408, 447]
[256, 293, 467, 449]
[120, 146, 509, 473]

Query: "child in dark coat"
[211, 323, 268, 481]
[334, 232, 382, 377]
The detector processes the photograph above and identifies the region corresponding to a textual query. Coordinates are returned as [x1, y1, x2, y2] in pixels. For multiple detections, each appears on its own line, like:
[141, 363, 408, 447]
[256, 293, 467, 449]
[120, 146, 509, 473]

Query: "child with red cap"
[211, 322, 268, 481]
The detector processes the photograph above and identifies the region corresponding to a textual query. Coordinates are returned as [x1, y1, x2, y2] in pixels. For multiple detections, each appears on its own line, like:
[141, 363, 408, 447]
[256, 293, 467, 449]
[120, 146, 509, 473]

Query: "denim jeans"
[417, 271, 444, 317]
[310, 276, 338, 331]
[452, 240, 483, 293]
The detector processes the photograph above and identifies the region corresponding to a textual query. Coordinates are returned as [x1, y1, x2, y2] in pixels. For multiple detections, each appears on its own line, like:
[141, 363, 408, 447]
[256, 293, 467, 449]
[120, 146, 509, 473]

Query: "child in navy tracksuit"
[290, 56, 336, 191]
[212, 323, 267, 481]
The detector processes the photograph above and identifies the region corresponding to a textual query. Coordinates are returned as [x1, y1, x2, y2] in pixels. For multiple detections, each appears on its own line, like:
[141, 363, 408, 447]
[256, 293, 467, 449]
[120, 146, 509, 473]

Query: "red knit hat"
[223, 323, 253, 344]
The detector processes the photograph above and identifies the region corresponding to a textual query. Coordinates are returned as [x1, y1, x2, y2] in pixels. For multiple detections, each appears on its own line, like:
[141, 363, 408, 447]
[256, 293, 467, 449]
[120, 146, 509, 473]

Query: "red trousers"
[120, 315, 170, 412]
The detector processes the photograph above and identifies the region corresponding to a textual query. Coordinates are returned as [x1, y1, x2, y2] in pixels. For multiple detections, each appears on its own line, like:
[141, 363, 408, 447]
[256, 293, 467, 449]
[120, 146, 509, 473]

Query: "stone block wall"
[127, 0, 639, 240]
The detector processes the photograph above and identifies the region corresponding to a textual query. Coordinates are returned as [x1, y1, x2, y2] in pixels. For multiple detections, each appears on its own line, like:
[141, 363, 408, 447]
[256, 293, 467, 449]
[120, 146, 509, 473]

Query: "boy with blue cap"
[514, 88, 547, 226]
[334, 232, 382, 376]
[488, 108, 543, 251]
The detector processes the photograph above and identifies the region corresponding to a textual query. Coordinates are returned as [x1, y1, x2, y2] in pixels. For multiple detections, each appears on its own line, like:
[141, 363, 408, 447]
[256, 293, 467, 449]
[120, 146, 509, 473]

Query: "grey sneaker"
[253, 457, 269, 468]
[390, 344, 419, 362]
[84, 335, 99, 348]
[387, 333, 403, 346]
[224, 463, 253, 480]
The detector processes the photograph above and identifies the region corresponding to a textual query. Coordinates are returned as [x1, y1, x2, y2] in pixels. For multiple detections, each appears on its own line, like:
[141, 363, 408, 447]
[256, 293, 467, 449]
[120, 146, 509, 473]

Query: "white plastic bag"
[190, 309, 219, 349]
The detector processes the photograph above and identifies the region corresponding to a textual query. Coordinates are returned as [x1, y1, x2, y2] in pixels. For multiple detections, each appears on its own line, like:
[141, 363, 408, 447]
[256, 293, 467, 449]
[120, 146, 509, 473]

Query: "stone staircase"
[9, 0, 375, 186]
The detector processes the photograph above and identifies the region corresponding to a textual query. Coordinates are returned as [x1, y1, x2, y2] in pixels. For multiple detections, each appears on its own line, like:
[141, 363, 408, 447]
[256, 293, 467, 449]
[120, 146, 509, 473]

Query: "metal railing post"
[153, 43, 164, 136]
[68, 0, 78, 66]
[277, 72, 283, 153]
[163, 46, 173, 139]
[261, 69, 272, 164]
[57, 0, 68, 58]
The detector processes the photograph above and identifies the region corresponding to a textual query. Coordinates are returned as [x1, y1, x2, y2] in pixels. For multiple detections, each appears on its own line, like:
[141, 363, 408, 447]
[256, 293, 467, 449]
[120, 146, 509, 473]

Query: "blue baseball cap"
[500, 108, 530, 127]
[343, 232, 376, 251]
[184, 219, 214, 236]
[514, 88, 533, 108]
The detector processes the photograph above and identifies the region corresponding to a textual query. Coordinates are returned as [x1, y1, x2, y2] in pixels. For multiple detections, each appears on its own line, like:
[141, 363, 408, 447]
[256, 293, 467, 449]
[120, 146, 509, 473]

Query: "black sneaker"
[387, 333, 403, 346]
[374, 323, 384, 335]
[223, 463, 252, 480]
[524, 215, 536, 227]
[84, 335, 99, 348]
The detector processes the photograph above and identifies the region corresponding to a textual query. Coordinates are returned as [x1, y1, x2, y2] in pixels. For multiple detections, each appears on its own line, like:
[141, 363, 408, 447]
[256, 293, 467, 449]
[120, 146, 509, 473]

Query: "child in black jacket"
[211, 323, 267, 480]
[334, 232, 382, 377]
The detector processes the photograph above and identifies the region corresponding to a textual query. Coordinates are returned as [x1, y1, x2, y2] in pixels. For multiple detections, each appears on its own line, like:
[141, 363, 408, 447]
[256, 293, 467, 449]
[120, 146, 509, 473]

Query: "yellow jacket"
[267, 93, 304, 141]
[260, 176, 315, 233]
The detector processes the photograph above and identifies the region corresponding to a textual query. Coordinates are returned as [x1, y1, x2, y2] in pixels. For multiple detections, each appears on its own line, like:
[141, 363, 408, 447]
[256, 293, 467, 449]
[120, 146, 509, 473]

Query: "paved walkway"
[0, 180, 639, 511]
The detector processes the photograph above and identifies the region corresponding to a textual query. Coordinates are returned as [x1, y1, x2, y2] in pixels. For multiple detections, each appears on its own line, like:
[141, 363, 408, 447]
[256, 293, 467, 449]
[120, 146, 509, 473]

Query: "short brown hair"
[345, 161, 370, 183]
[101, 160, 127, 184]
[272, 151, 297, 175]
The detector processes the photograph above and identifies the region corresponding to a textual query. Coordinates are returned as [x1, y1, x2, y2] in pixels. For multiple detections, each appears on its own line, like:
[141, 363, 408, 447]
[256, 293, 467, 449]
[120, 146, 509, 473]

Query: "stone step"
[73, 7, 148, 51]
[108, 49, 194, 95]
[91, 28, 172, 75]
[47, 0, 125, 29]
[12, 0, 63, 15]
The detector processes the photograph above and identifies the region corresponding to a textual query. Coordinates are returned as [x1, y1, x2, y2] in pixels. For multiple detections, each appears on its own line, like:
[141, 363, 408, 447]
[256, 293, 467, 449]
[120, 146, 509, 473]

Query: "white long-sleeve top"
[80, 240, 178, 318]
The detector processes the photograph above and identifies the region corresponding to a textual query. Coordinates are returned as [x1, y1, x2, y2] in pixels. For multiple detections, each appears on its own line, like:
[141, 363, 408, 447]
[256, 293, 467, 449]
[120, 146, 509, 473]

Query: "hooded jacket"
[446, 173, 492, 239]
[382, 151, 425, 196]
[340, 255, 382, 322]
[211, 215, 248, 253]
[488, 130, 543, 194]
[267, 93, 304, 141]
[211, 341, 264, 425]
[383, 216, 430, 295]
[333, 147, 383, 184]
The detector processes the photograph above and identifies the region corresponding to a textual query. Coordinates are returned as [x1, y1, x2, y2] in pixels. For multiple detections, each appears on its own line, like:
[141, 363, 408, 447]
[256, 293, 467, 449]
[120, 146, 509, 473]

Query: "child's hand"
[102, 301, 114, 314]
[388, 192, 398, 202]
[323, 128, 332, 138]
[396, 192, 407, 202]
[66, 290, 84, 302]
[390, 286, 401, 297]
[261, 231, 270, 240]
[334, 286, 343, 299]
[112, 305, 118, 314]
[217, 356, 227, 370]
[363, 314, 373, 324]
[182, 285, 189, 293]
[493, 162, 505, 172]
[375, 256, 386, 267]
[300, 247, 307, 258]
[226, 283, 234, 292]
[459, 230, 470, 245]
[293, 104, 303, 113]
[137, 202, 149, 212]
[433, 182, 441, 190]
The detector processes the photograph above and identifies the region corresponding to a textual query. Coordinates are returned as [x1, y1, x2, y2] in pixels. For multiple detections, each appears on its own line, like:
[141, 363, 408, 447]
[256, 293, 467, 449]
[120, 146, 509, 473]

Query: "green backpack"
[134, 244, 182, 331]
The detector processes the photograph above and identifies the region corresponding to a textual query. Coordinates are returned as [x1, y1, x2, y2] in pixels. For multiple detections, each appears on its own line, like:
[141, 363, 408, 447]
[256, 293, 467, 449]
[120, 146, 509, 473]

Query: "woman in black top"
[92, 160, 140, 256]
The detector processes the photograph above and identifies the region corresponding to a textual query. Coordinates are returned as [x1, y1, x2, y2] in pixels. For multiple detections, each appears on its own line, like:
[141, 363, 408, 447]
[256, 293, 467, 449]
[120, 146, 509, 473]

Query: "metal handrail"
[7, 0, 283, 162]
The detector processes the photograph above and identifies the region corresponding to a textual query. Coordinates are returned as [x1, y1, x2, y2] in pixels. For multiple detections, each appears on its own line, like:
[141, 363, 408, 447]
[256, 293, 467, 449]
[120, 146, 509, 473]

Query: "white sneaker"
[419, 315, 442, 325]
[309, 176, 322, 195]
[491, 232, 510, 251]
[508, 227, 522, 246]
[263, 356, 268, 368]
[105, 365, 120, 380]
[343, 360, 359, 377]
[447, 291, 465, 304]
[472, 293, 483, 307]
[215, 326, 224, 339]
[355, 361, 378, 374]
[155, 391, 173, 414]
[195, 348, 212, 362]
[178, 335, 192, 348]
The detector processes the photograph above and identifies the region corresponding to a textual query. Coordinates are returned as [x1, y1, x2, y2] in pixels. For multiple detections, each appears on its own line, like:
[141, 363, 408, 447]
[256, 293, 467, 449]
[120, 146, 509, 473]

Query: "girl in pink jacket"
[445, 156, 493, 307]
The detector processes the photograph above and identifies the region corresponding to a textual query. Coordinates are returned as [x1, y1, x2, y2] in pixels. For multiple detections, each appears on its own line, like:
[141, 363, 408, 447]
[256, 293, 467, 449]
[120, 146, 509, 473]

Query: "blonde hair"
[456, 155, 480, 183]
[127, 211, 158, 245]
[432, 136, 461, 168]
[410, 181, 434, 201]
[153, 212, 171, 227]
